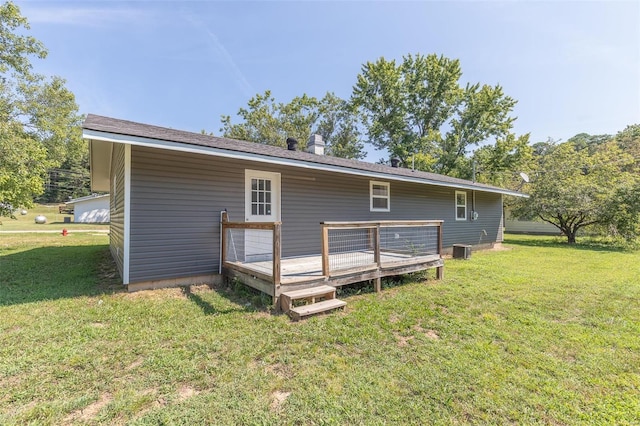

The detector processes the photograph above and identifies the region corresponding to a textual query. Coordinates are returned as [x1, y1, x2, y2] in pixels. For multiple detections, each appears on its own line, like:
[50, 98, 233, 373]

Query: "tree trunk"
[566, 232, 576, 244]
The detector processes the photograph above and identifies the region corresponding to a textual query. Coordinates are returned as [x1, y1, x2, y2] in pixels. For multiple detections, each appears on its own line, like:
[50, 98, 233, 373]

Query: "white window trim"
[244, 169, 281, 222]
[370, 181, 390, 212]
[455, 190, 467, 221]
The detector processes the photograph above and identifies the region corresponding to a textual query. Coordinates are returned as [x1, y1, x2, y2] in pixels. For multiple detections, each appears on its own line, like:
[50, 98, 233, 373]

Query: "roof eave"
[82, 128, 528, 198]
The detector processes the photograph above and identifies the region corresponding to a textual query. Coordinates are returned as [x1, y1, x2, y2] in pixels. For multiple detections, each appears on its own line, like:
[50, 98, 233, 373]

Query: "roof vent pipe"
[390, 157, 401, 168]
[286, 137, 298, 151]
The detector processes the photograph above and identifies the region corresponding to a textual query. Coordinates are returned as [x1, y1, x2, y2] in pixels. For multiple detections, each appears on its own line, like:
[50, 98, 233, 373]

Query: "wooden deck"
[223, 250, 444, 301]
[226, 251, 442, 285]
[221, 216, 445, 307]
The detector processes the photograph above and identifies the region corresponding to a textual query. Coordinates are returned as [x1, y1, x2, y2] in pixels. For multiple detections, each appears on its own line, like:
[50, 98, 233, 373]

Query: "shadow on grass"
[179, 285, 257, 315]
[336, 269, 435, 298]
[504, 235, 631, 253]
[0, 245, 123, 307]
[1, 244, 268, 314]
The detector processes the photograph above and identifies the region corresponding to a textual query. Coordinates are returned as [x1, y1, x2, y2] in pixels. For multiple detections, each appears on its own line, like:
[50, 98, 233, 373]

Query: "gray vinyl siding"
[109, 143, 125, 278]
[283, 174, 502, 253]
[128, 146, 240, 282]
[443, 191, 503, 246]
[127, 146, 503, 283]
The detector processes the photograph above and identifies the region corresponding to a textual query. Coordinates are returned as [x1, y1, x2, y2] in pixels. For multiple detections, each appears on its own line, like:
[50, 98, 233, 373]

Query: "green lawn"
[1, 233, 638, 424]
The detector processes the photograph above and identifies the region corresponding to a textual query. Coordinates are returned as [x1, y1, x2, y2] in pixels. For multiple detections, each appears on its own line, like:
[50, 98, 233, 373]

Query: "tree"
[608, 125, 640, 239]
[220, 90, 365, 159]
[566, 132, 610, 154]
[472, 133, 534, 189]
[39, 151, 91, 203]
[513, 138, 640, 243]
[314, 92, 365, 159]
[0, 121, 47, 217]
[531, 138, 558, 157]
[350, 53, 517, 176]
[0, 1, 46, 76]
[0, 1, 83, 216]
[614, 124, 640, 166]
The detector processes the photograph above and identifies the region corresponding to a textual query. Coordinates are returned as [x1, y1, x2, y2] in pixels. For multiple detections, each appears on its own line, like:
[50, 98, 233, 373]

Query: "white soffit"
[89, 139, 112, 192]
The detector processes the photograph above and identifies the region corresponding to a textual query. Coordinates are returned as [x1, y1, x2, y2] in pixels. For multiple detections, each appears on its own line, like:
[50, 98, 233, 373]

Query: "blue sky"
[17, 0, 640, 161]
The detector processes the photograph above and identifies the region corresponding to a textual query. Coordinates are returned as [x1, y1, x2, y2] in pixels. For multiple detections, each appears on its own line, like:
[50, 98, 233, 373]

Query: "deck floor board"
[228, 251, 441, 285]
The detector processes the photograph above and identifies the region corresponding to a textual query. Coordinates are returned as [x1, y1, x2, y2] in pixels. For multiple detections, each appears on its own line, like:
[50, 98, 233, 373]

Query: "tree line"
[220, 53, 521, 181]
[0, 1, 88, 218]
[219, 55, 639, 243]
[511, 126, 640, 244]
[1, 1, 638, 243]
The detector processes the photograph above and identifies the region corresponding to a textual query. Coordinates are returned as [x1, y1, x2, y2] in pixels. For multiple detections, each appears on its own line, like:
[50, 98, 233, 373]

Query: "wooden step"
[289, 298, 347, 321]
[281, 285, 336, 300]
[280, 285, 337, 312]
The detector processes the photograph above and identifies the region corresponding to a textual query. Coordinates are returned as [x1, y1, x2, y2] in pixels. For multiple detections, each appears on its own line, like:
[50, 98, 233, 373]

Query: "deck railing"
[221, 212, 281, 285]
[221, 216, 443, 295]
[320, 220, 443, 277]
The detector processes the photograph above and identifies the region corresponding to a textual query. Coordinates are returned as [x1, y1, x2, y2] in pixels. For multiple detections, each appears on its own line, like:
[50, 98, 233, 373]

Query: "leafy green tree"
[471, 133, 534, 189]
[0, 1, 83, 216]
[566, 132, 611, 154]
[221, 90, 365, 159]
[531, 137, 559, 157]
[513, 139, 640, 243]
[604, 178, 640, 241]
[350, 53, 517, 176]
[607, 125, 640, 239]
[314, 92, 365, 159]
[0, 1, 46, 76]
[614, 124, 640, 166]
[39, 151, 91, 203]
[0, 121, 47, 217]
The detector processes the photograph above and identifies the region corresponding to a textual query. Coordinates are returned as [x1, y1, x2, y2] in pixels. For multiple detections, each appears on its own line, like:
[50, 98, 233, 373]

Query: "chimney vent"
[306, 134, 325, 155]
[390, 157, 401, 168]
[286, 137, 298, 151]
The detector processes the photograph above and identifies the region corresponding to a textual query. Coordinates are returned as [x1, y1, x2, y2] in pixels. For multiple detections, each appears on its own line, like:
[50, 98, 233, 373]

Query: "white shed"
[66, 194, 110, 223]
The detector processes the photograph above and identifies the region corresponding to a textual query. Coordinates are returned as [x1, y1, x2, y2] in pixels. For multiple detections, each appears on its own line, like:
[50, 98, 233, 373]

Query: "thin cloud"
[182, 12, 255, 98]
[21, 5, 148, 27]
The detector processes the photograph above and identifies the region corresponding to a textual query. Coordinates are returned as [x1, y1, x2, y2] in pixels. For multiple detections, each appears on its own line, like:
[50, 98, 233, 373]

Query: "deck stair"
[280, 285, 346, 321]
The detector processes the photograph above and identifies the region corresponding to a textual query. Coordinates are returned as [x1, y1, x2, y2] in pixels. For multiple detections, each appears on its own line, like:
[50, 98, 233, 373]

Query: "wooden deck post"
[272, 221, 282, 308]
[374, 224, 381, 267]
[321, 224, 329, 277]
[272, 222, 281, 287]
[436, 222, 444, 280]
[220, 211, 228, 268]
[374, 224, 381, 292]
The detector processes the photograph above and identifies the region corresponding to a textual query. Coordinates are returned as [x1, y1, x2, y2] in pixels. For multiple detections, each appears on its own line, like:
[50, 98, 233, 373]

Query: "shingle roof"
[65, 193, 109, 205]
[82, 114, 526, 197]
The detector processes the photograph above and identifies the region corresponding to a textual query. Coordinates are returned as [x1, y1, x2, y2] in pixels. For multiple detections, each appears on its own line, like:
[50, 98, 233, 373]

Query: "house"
[83, 114, 526, 310]
[504, 207, 561, 235]
[65, 193, 110, 223]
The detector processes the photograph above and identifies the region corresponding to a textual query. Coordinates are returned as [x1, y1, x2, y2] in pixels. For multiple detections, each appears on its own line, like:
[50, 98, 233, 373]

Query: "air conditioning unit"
[452, 244, 472, 259]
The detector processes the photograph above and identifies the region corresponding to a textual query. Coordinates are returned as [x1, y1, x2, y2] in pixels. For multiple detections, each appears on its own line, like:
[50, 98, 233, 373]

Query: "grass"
[1, 233, 639, 424]
[0, 204, 109, 231]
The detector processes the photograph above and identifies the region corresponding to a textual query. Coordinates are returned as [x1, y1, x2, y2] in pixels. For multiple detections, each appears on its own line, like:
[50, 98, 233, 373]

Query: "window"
[250, 178, 272, 216]
[455, 191, 467, 221]
[370, 181, 390, 212]
[245, 170, 280, 222]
